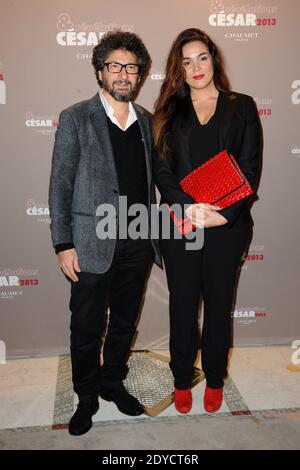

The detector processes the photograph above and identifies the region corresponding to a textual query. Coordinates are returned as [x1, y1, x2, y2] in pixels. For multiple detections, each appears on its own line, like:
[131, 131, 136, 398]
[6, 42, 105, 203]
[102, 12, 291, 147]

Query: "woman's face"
[181, 40, 214, 91]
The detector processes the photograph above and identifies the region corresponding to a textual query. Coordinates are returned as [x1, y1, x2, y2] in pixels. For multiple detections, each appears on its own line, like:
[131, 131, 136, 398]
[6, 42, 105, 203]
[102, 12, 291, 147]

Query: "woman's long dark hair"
[153, 28, 231, 159]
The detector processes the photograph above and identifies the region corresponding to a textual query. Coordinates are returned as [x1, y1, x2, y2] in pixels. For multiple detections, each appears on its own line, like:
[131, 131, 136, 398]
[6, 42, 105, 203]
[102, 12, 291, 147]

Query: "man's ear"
[98, 71, 102, 82]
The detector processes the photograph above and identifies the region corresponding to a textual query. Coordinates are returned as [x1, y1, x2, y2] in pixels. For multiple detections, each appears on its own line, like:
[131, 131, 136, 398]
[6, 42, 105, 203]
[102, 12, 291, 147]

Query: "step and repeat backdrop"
[0, 0, 299, 357]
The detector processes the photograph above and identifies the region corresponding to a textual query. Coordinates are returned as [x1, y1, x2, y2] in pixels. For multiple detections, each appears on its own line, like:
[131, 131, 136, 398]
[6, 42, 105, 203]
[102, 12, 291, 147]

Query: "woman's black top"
[188, 93, 221, 169]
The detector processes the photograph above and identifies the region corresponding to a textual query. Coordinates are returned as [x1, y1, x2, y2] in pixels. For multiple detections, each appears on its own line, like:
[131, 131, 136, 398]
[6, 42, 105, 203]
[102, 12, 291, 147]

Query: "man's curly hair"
[92, 30, 151, 88]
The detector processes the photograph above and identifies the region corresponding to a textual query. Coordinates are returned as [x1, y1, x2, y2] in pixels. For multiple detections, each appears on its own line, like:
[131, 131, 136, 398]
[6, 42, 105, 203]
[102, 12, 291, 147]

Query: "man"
[49, 31, 161, 436]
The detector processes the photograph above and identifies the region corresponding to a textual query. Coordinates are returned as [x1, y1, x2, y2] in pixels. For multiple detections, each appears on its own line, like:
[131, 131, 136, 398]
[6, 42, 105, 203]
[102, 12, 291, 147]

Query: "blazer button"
[113, 189, 118, 194]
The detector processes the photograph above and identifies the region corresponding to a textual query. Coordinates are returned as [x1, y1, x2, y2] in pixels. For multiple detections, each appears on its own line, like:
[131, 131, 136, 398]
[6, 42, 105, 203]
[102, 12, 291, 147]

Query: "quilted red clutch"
[169, 150, 254, 234]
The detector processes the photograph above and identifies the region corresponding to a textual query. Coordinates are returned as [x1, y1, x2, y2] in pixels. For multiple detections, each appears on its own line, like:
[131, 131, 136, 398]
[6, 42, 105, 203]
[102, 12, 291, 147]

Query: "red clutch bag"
[169, 150, 254, 234]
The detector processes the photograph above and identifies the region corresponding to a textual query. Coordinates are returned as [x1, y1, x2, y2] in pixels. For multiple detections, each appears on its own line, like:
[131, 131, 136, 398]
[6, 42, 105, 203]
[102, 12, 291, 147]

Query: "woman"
[153, 28, 260, 413]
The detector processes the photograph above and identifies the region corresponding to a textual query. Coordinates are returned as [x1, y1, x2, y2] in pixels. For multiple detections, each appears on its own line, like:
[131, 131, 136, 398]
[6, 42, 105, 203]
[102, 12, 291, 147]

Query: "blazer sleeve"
[48, 110, 80, 248]
[152, 146, 196, 210]
[218, 96, 260, 227]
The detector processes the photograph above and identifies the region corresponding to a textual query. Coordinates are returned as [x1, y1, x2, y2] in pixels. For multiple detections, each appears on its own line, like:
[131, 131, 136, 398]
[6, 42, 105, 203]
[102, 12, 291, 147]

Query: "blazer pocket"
[71, 210, 94, 217]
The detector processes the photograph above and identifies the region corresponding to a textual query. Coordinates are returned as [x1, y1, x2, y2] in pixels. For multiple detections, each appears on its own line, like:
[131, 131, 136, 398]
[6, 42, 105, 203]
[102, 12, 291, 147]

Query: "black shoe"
[99, 385, 144, 416]
[68, 398, 99, 436]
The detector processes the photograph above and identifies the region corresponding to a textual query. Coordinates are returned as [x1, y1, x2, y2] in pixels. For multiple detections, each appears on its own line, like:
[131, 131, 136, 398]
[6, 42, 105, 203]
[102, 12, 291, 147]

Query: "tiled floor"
[0, 347, 299, 432]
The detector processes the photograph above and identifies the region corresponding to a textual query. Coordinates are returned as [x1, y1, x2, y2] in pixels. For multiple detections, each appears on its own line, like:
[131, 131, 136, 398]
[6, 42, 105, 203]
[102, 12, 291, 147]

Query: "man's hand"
[185, 203, 228, 228]
[58, 248, 81, 282]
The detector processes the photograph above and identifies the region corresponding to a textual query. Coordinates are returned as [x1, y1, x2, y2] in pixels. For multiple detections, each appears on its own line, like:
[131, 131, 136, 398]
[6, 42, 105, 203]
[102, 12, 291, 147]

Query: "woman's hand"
[185, 203, 228, 228]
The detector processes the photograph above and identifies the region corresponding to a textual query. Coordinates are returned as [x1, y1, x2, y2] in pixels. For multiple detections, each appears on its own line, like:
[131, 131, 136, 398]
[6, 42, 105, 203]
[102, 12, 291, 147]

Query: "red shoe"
[203, 385, 223, 413]
[174, 388, 192, 414]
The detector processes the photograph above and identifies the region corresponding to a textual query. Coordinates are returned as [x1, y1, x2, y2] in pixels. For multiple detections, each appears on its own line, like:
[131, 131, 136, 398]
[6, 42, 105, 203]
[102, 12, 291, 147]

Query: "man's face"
[99, 49, 141, 102]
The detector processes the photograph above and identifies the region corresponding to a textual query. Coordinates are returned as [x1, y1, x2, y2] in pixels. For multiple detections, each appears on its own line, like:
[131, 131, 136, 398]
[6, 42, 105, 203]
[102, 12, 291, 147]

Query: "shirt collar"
[99, 89, 137, 126]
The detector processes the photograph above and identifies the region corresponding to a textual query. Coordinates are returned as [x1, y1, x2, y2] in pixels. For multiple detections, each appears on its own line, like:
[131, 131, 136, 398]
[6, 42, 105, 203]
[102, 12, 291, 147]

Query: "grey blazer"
[49, 93, 161, 273]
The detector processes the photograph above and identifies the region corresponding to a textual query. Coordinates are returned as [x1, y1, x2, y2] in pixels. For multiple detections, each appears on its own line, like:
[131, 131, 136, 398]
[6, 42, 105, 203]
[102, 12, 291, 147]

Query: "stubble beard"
[102, 78, 136, 102]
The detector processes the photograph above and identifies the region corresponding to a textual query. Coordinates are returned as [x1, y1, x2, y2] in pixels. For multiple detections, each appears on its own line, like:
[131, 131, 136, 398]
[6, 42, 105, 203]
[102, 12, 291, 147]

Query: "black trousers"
[160, 222, 251, 390]
[69, 238, 153, 398]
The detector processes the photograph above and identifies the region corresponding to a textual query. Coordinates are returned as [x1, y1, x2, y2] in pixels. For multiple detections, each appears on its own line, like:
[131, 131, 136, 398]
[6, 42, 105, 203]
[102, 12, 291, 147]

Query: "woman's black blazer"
[153, 91, 261, 228]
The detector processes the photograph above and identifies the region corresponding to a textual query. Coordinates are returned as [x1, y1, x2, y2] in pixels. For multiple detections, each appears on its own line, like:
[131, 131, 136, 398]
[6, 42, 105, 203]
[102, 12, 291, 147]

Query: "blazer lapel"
[88, 93, 118, 183]
[133, 104, 152, 187]
[218, 91, 239, 150]
[171, 97, 195, 176]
